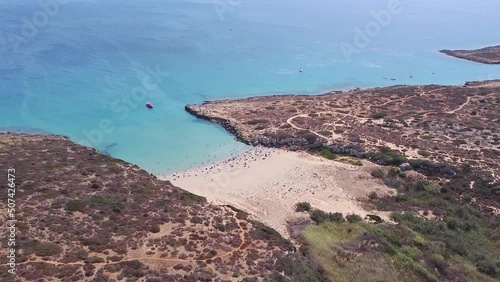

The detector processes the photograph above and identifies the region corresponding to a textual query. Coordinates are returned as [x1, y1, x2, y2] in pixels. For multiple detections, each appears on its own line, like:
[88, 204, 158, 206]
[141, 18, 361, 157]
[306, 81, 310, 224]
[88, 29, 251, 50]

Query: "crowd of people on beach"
[168, 147, 282, 180]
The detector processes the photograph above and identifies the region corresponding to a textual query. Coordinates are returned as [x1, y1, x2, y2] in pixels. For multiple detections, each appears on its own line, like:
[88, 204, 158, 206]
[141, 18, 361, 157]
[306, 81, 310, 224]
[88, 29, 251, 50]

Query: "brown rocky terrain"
[186, 81, 500, 210]
[440, 45, 500, 64]
[0, 133, 322, 282]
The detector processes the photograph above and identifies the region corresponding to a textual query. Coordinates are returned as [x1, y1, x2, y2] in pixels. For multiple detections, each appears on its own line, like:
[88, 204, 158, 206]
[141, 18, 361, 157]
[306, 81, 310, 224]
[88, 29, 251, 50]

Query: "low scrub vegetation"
[249, 221, 294, 251]
[296, 130, 318, 144]
[371, 168, 386, 179]
[295, 202, 312, 212]
[318, 130, 332, 137]
[367, 147, 408, 166]
[302, 203, 499, 282]
[246, 119, 268, 125]
[310, 210, 344, 224]
[35, 242, 62, 257]
[179, 191, 206, 202]
[347, 158, 363, 166]
[371, 112, 387, 119]
[417, 150, 432, 157]
[320, 148, 337, 160]
[301, 154, 499, 281]
[345, 214, 363, 223]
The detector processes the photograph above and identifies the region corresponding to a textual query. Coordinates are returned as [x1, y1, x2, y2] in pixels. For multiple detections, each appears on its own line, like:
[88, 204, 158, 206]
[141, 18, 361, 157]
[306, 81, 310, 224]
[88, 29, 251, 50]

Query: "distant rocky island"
[440, 45, 500, 64]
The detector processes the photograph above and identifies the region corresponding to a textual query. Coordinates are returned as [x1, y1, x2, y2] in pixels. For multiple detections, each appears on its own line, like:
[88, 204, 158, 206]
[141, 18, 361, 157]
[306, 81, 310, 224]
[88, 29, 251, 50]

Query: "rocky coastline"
[440, 45, 500, 64]
[185, 104, 251, 145]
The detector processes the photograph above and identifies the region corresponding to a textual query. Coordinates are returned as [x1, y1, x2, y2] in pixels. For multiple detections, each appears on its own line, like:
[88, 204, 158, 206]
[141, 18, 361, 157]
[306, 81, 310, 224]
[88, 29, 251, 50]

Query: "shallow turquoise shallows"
[1, 0, 500, 173]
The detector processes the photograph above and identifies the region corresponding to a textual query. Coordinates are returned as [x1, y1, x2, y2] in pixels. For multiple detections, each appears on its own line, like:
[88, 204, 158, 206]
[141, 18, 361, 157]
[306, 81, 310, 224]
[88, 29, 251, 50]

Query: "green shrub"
[46, 163, 59, 169]
[302, 133, 318, 144]
[249, 221, 293, 251]
[318, 130, 332, 137]
[275, 256, 326, 281]
[320, 148, 337, 160]
[89, 196, 113, 207]
[180, 191, 206, 202]
[419, 134, 434, 140]
[310, 210, 344, 224]
[368, 150, 407, 166]
[384, 177, 402, 189]
[150, 224, 160, 233]
[81, 234, 111, 247]
[476, 260, 499, 276]
[35, 242, 61, 257]
[190, 216, 203, 224]
[346, 214, 363, 223]
[394, 252, 414, 269]
[74, 249, 88, 260]
[296, 130, 318, 142]
[244, 253, 258, 263]
[371, 168, 386, 179]
[366, 214, 383, 224]
[417, 150, 432, 157]
[369, 191, 379, 199]
[246, 119, 268, 125]
[371, 112, 387, 119]
[85, 256, 105, 264]
[348, 159, 363, 166]
[408, 159, 457, 176]
[412, 180, 440, 193]
[295, 202, 312, 212]
[65, 200, 87, 212]
[452, 139, 468, 145]
[387, 167, 400, 178]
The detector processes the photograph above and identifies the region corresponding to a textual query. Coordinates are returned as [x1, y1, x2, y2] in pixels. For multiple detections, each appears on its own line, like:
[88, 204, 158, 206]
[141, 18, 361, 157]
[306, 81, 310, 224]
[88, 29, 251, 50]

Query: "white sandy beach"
[161, 147, 393, 238]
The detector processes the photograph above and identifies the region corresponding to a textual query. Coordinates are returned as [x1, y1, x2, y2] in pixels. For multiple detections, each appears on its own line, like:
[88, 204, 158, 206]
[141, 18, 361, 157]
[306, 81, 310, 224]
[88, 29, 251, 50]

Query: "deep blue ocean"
[1, 0, 499, 174]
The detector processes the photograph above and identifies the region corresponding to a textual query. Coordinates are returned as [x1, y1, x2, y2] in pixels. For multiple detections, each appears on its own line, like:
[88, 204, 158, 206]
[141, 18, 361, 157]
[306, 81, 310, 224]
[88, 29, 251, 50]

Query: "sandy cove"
[161, 147, 394, 238]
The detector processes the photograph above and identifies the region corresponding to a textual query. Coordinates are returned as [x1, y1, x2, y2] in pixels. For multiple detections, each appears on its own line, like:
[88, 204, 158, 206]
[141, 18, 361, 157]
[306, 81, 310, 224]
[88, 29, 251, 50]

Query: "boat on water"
[391, 77, 396, 81]
[146, 102, 153, 109]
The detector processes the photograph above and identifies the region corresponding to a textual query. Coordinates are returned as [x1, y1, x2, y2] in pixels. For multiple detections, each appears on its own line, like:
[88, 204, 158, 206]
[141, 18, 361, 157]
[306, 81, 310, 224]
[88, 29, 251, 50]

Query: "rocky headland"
[440, 45, 500, 64]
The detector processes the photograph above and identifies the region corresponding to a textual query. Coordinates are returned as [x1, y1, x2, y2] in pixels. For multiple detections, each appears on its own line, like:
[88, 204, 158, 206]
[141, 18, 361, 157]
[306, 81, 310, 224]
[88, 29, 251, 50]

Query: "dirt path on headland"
[446, 96, 471, 114]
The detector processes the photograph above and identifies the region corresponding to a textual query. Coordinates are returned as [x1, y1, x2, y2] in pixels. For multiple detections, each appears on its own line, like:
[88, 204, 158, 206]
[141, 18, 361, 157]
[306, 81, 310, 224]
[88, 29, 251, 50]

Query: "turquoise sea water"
[1, 0, 500, 173]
